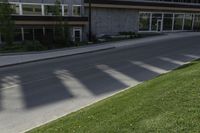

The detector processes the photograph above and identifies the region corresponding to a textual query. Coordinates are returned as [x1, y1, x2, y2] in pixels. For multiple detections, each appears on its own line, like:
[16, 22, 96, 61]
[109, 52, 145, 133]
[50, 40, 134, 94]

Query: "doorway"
[73, 27, 82, 42]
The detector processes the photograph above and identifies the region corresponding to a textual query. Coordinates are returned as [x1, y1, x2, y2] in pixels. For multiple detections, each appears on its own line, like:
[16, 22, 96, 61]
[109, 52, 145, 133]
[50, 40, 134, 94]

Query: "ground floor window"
[194, 15, 200, 31]
[0, 26, 82, 44]
[14, 28, 22, 41]
[151, 13, 162, 31]
[163, 14, 173, 31]
[139, 13, 150, 31]
[24, 28, 34, 40]
[174, 14, 184, 30]
[0, 28, 22, 43]
[184, 14, 193, 30]
[139, 12, 199, 32]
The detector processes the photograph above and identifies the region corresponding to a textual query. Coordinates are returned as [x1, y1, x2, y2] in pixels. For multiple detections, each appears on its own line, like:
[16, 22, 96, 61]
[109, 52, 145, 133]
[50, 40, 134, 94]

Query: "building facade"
[0, 0, 200, 44]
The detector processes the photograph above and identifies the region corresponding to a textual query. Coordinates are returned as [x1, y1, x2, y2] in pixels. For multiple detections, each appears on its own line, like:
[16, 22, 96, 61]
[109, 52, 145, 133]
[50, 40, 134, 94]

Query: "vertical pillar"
[33, 29, 35, 41]
[19, 3, 23, 15]
[192, 14, 195, 30]
[61, 5, 65, 16]
[149, 13, 152, 31]
[88, 0, 92, 42]
[182, 14, 185, 31]
[21, 28, 24, 41]
[161, 13, 164, 32]
[172, 13, 175, 31]
[41, 4, 45, 16]
[0, 32, 2, 44]
[43, 27, 45, 36]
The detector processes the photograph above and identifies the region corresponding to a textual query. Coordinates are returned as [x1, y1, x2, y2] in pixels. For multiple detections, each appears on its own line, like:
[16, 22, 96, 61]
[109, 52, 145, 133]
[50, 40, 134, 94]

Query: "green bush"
[119, 31, 136, 36]
[0, 40, 47, 53]
[119, 31, 137, 39]
[0, 43, 24, 52]
[23, 40, 47, 51]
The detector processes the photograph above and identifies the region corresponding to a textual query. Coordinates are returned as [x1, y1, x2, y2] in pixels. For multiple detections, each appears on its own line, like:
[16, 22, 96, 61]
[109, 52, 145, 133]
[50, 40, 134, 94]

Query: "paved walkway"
[1, 32, 200, 67]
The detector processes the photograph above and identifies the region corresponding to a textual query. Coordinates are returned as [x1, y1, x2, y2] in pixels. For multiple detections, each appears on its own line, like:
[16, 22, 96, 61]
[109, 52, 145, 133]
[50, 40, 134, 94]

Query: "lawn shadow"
[65, 66, 128, 96]
[20, 73, 74, 109]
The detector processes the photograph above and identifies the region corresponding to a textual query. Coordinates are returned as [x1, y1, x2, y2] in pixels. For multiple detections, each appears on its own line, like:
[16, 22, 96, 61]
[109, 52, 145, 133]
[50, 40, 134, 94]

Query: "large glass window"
[184, 14, 193, 30]
[24, 28, 34, 40]
[34, 28, 44, 41]
[163, 14, 173, 31]
[139, 13, 150, 31]
[11, 4, 20, 15]
[73, 5, 81, 16]
[174, 14, 184, 30]
[14, 28, 22, 42]
[151, 13, 162, 31]
[193, 15, 200, 31]
[22, 4, 42, 15]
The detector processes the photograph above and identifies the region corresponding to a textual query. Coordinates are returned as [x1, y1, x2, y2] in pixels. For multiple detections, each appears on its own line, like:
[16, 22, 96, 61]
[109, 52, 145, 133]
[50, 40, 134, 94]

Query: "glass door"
[151, 13, 162, 32]
[157, 20, 162, 32]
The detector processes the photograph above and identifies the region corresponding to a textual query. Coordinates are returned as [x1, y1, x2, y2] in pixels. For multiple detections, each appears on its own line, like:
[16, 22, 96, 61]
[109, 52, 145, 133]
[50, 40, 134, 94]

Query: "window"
[64, 6, 68, 16]
[139, 13, 150, 31]
[14, 28, 22, 41]
[44, 5, 55, 16]
[22, 4, 42, 15]
[34, 28, 44, 41]
[174, 14, 184, 30]
[24, 28, 34, 40]
[163, 14, 173, 31]
[73, 5, 81, 16]
[193, 14, 200, 31]
[11, 4, 20, 15]
[184, 14, 193, 30]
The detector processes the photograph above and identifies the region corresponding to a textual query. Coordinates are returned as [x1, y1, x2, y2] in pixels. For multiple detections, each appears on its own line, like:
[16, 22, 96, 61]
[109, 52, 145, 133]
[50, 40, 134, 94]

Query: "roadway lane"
[0, 35, 200, 133]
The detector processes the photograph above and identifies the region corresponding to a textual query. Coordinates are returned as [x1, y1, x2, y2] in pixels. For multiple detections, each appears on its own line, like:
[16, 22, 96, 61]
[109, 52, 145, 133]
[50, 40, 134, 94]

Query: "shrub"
[119, 31, 137, 38]
[40, 35, 54, 49]
[0, 43, 24, 53]
[23, 40, 47, 51]
[0, 40, 47, 53]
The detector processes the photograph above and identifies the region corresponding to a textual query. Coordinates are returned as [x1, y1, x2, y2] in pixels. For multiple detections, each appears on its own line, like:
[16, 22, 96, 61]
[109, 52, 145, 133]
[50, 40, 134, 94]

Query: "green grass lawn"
[28, 60, 200, 133]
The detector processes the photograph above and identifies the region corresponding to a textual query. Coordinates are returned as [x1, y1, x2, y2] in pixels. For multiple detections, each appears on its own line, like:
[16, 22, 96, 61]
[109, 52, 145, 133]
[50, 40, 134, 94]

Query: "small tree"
[0, 0, 15, 46]
[53, 0, 70, 48]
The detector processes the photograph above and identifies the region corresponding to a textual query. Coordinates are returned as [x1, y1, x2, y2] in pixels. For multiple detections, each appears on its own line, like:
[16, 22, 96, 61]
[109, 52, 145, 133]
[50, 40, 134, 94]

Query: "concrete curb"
[0, 47, 115, 68]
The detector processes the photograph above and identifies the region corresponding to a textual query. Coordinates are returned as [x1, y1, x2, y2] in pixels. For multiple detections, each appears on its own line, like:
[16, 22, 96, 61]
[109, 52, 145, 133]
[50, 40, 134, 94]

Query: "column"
[21, 28, 24, 41]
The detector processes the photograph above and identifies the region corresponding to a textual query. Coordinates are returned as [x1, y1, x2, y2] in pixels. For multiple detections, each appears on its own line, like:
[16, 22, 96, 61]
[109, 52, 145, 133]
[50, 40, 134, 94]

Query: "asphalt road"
[0, 35, 200, 133]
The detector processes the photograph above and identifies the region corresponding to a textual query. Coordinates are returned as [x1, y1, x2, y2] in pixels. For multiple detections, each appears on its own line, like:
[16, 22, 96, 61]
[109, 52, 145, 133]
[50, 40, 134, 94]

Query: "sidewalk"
[0, 32, 200, 67]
